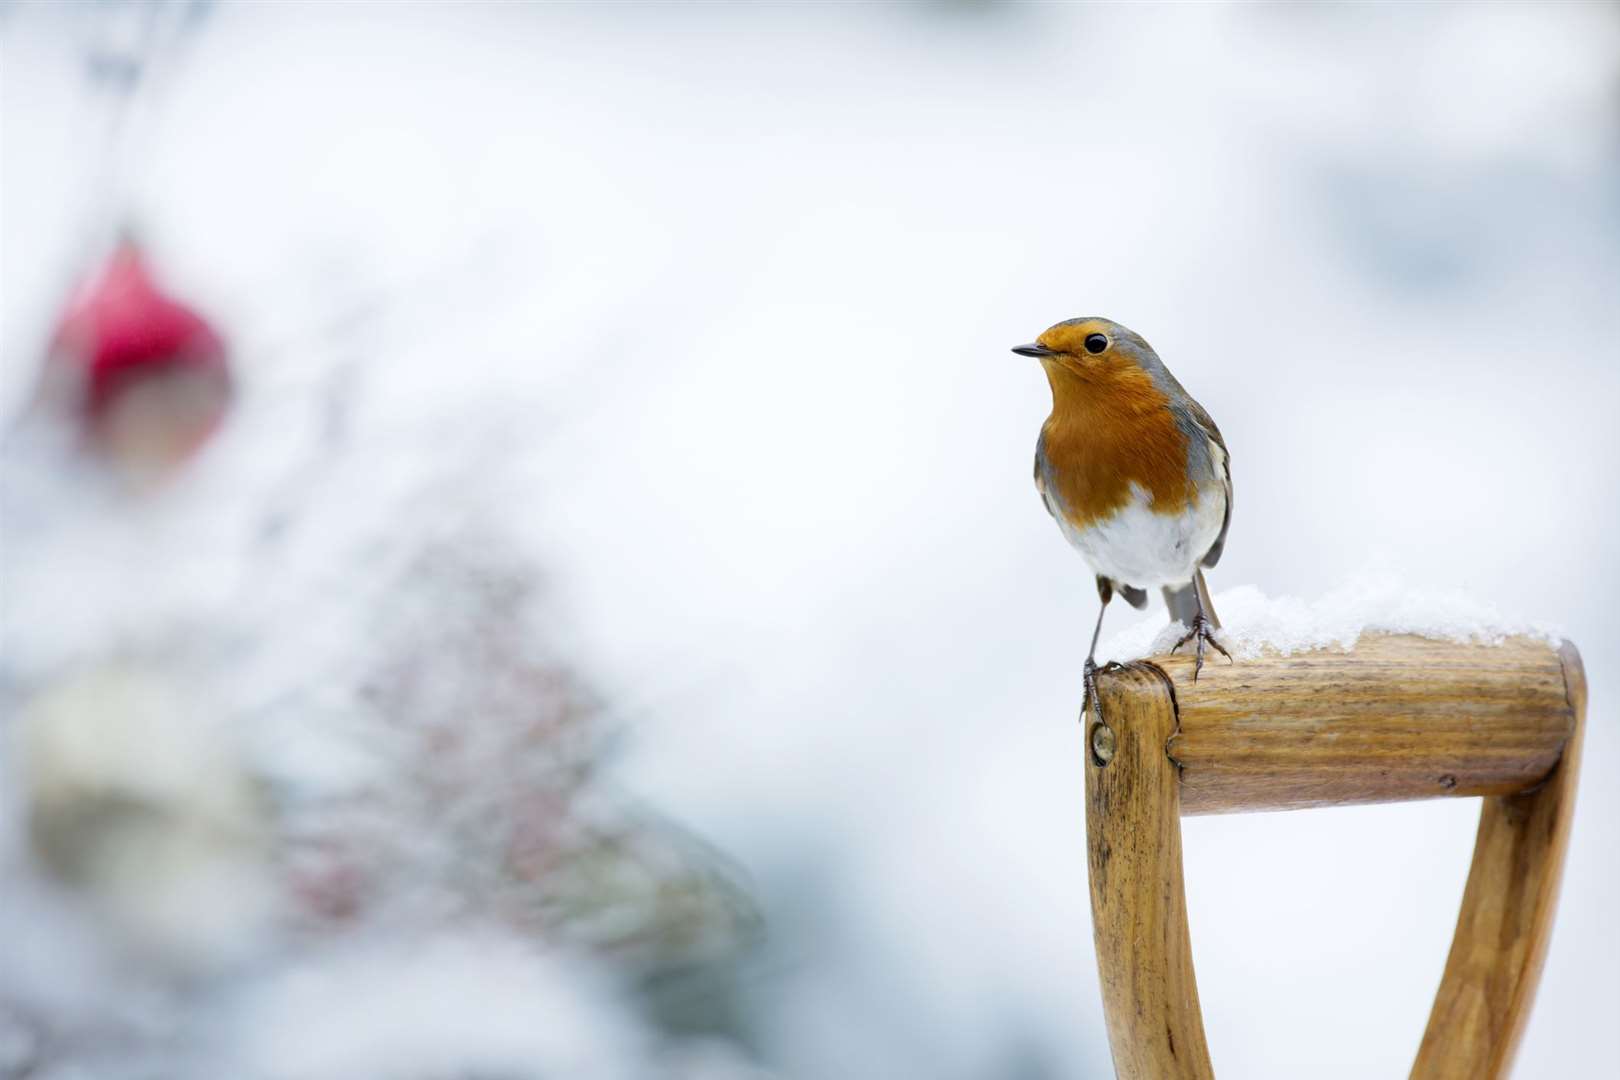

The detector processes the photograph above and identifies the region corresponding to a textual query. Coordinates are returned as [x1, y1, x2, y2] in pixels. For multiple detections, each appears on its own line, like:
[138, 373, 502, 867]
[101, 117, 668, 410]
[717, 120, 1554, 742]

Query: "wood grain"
[1409, 641, 1586, 1079]
[1085, 634, 1585, 1078]
[1085, 662, 1214, 1080]
[1153, 635, 1574, 815]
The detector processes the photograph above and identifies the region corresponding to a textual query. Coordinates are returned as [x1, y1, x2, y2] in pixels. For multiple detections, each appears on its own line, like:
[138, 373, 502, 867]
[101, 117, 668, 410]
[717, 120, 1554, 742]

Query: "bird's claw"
[1083, 658, 1126, 721]
[1171, 614, 1232, 681]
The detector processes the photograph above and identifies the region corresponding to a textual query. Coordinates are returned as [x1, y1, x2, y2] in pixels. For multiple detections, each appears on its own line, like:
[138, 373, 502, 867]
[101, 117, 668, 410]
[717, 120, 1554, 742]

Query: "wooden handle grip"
[1140, 634, 1576, 815]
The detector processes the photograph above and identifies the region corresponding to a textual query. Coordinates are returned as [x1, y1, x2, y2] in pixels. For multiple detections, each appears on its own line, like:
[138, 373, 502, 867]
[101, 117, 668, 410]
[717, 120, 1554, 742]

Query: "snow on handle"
[1097, 576, 1563, 665]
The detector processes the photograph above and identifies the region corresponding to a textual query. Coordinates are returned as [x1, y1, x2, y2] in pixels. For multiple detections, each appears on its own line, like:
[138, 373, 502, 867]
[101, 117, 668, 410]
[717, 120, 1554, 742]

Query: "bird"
[1015, 316, 1232, 699]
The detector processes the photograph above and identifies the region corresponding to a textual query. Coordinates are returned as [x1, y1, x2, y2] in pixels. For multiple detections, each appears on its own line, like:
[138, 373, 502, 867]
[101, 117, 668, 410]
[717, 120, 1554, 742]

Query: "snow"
[225, 933, 651, 1080]
[1097, 575, 1564, 665]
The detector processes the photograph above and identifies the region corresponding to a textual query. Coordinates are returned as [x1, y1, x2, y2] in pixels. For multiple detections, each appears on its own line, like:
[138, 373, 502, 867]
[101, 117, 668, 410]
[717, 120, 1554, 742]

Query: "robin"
[1015, 317, 1231, 700]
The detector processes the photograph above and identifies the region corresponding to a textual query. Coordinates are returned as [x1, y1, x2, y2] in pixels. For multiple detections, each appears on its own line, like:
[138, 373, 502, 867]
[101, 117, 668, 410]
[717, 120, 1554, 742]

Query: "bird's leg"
[1084, 577, 1112, 717]
[1170, 579, 1233, 681]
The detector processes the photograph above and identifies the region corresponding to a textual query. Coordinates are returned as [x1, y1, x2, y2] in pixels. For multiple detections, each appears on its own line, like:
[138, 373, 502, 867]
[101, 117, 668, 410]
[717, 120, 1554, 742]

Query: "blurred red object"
[46, 240, 231, 472]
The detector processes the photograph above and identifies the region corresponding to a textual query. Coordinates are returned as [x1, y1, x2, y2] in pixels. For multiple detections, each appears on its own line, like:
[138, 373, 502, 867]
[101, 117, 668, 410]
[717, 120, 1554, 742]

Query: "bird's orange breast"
[1038, 357, 1193, 529]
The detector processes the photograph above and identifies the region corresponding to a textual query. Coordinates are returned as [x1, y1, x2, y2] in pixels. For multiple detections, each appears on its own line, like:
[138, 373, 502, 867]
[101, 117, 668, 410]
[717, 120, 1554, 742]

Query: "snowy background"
[3, 2, 1618, 1078]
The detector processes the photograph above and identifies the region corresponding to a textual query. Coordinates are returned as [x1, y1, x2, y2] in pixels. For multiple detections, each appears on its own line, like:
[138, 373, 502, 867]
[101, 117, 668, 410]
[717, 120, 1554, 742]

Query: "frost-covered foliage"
[1097, 575, 1563, 664]
[1, 521, 763, 1080]
[1, 508, 763, 1080]
[0, 10, 762, 1067]
[0, 494, 762, 1080]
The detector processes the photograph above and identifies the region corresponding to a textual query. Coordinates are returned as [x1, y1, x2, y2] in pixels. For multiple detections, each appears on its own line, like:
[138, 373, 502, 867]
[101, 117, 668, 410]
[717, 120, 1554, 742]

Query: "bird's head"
[1012, 317, 1160, 378]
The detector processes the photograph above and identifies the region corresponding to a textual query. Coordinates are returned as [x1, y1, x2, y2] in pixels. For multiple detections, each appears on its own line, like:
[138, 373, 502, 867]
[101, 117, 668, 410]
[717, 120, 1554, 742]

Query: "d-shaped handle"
[1085, 635, 1585, 1079]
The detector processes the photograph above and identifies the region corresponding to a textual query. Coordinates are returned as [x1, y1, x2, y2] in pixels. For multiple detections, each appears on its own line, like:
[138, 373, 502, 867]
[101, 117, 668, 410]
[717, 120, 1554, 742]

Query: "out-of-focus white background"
[4, 2, 1617, 1078]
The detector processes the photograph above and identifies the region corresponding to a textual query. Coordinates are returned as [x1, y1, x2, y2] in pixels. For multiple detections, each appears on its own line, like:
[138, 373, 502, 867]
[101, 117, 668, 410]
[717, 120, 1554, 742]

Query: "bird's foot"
[1171, 614, 1233, 681]
[1082, 658, 1126, 721]
[1083, 658, 1100, 721]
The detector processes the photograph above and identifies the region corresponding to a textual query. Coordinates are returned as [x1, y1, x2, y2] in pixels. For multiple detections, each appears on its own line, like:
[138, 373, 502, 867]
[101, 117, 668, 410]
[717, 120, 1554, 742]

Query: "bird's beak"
[1012, 343, 1056, 358]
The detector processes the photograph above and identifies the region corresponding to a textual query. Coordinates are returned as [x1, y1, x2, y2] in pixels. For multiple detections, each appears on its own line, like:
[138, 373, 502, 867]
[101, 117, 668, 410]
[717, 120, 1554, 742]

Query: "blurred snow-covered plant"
[278, 535, 760, 986]
[15, 665, 273, 971]
[1, 427, 763, 1080]
[0, 1, 769, 1072]
[1, 450, 761, 1076]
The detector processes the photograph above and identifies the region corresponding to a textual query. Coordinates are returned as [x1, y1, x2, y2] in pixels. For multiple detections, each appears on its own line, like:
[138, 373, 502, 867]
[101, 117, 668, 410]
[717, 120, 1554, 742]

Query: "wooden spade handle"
[1159, 635, 1574, 815]
[1084, 634, 1585, 1080]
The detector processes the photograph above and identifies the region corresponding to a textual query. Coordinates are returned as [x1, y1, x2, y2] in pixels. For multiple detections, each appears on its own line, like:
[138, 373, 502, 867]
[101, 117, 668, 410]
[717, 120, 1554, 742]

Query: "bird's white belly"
[1057, 483, 1224, 588]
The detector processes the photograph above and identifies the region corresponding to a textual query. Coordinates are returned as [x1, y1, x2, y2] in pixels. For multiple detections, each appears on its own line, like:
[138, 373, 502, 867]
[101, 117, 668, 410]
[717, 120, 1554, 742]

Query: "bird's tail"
[1162, 568, 1219, 629]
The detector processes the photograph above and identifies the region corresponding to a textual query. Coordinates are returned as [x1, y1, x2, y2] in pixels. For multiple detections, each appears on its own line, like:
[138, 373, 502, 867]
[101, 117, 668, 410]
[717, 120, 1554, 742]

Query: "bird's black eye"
[1084, 333, 1108, 354]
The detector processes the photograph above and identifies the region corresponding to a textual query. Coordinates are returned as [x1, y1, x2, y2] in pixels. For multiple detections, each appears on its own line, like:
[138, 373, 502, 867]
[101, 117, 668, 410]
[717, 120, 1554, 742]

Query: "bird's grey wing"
[1034, 443, 1057, 521]
[1184, 398, 1232, 569]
